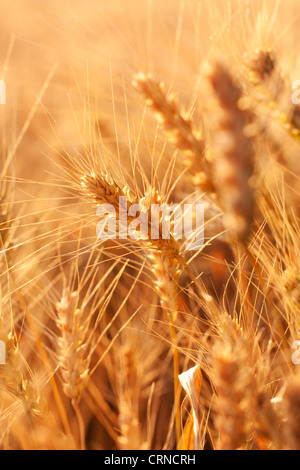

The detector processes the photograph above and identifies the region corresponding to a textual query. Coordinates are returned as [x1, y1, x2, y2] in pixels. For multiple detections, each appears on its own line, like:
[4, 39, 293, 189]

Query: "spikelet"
[133, 73, 214, 194]
[209, 62, 255, 244]
[56, 288, 90, 400]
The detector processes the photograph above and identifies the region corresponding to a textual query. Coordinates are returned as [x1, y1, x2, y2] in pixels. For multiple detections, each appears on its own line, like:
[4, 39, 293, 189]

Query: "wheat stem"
[72, 398, 86, 450]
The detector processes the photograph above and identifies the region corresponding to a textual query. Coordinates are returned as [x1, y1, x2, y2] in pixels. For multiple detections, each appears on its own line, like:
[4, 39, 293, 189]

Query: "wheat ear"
[0, 324, 42, 416]
[208, 62, 255, 244]
[133, 73, 215, 194]
[56, 288, 90, 449]
[212, 339, 256, 450]
[246, 49, 300, 141]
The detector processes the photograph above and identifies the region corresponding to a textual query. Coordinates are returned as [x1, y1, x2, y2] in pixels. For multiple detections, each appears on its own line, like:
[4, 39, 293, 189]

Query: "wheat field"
[0, 0, 300, 450]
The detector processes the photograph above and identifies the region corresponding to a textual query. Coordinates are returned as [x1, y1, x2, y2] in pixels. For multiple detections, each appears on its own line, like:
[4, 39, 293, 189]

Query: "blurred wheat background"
[0, 0, 300, 450]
